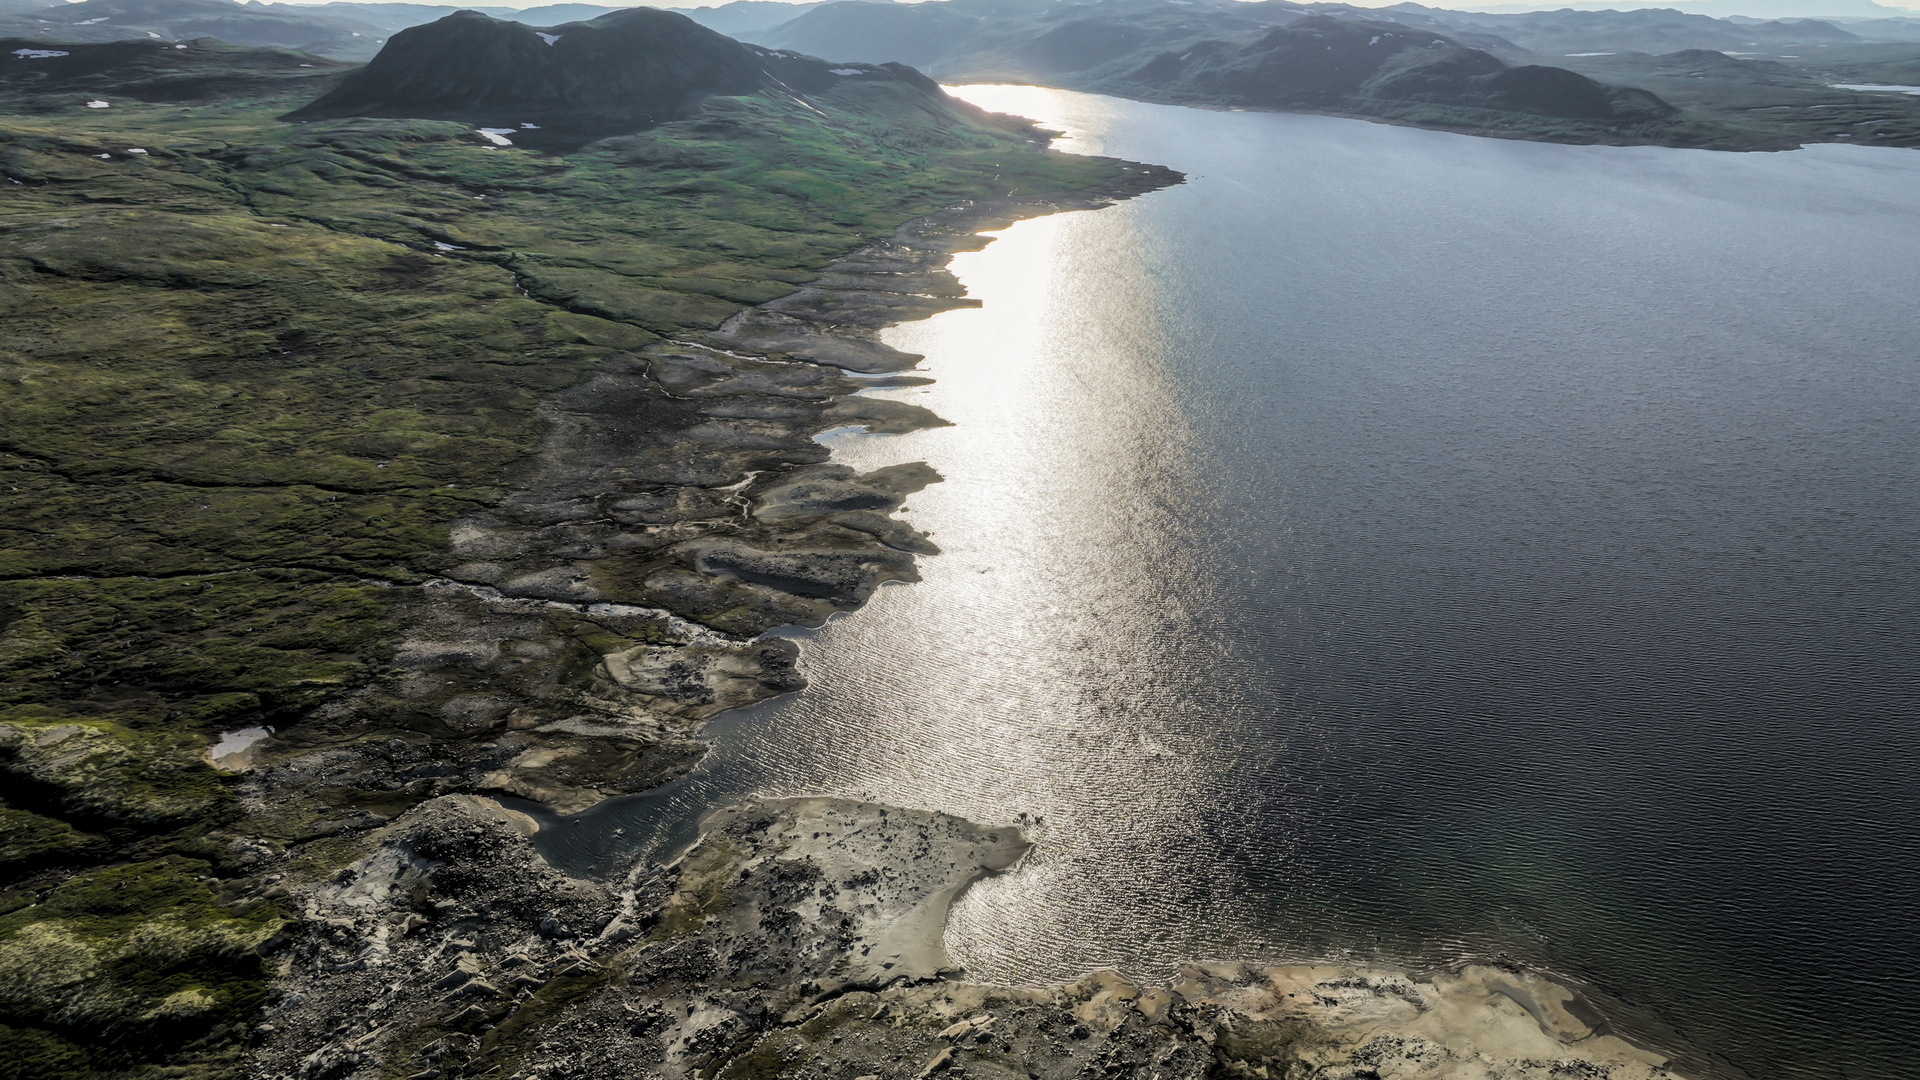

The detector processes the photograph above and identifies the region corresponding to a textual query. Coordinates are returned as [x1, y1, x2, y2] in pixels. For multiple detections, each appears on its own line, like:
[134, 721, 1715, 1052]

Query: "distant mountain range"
[1468, 0, 1915, 19]
[750, 0, 1920, 73]
[0, 0, 832, 61]
[1134, 14, 1677, 120]
[3, 0, 1915, 64]
[746, 2, 1690, 125]
[7, 0, 1917, 148]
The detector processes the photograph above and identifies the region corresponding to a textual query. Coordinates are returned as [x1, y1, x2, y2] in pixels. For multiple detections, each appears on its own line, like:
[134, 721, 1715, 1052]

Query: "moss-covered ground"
[0, 54, 1127, 1078]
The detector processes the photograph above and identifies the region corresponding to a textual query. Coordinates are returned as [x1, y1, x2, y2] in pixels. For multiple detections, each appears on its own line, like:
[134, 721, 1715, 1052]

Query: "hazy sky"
[245, 0, 1920, 18]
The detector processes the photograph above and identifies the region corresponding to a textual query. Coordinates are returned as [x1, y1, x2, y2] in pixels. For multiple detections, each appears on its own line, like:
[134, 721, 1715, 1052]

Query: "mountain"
[754, 0, 1304, 79]
[247, 1, 520, 30]
[659, 0, 834, 36]
[250, 2, 839, 38]
[0, 0, 843, 60]
[1467, 0, 1911, 17]
[1388, 5, 1867, 55]
[1122, 15, 1676, 120]
[754, 0, 992, 69]
[287, 7, 988, 146]
[0, 0, 396, 59]
[0, 34, 349, 105]
[9, 0, 1909, 66]
[756, 2, 1677, 130]
[1818, 14, 1920, 39]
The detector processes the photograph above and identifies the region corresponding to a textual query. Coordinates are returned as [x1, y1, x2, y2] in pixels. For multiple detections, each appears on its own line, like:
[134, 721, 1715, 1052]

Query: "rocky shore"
[230, 163, 1685, 1080]
[260, 792, 1681, 1080]
[251, 160, 1180, 821]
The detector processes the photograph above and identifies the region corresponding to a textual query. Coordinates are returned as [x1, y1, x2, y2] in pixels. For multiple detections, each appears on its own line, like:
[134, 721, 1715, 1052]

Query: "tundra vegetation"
[0, 39, 1131, 1078]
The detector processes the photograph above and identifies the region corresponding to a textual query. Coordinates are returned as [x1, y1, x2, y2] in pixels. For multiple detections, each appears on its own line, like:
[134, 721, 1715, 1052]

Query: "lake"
[538, 88, 1920, 1080]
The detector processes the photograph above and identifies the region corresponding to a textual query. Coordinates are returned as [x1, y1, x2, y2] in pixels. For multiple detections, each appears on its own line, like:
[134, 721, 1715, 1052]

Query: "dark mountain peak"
[288, 7, 773, 131]
[286, 6, 963, 146]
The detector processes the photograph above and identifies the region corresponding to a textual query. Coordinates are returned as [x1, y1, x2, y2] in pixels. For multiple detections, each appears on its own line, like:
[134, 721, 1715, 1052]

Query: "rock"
[431, 958, 480, 991]
[442, 978, 498, 1001]
[445, 1004, 490, 1027]
[255, 794, 1681, 1080]
[1135, 988, 1174, 1026]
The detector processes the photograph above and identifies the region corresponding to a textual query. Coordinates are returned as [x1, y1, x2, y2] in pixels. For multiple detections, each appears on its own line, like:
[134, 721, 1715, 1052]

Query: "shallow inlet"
[535, 88, 1920, 1080]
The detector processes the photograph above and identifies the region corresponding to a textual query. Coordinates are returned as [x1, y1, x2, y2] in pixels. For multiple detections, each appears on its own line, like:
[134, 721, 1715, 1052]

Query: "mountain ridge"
[285, 6, 959, 146]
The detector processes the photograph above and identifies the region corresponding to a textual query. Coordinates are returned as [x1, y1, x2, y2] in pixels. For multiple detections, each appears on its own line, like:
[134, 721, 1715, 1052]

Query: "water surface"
[541, 89, 1920, 1080]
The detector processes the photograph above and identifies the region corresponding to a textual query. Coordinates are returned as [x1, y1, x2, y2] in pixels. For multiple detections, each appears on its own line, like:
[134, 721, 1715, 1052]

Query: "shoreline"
[246, 153, 1188, 1075]
[248, 146, 1701, 1080]
[943, 79, 1920, 153]
[385, 163, 1191, 871]
[266, 787, 1693, 1080]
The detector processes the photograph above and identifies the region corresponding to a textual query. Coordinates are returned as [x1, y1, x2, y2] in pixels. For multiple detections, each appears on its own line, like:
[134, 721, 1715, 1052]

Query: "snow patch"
[76, 16, 108, 24]
[433, 241, 465, 251]
[537, 32, 561, 45]
[520, 122, 540, 128]
[475, 128, 514, 146]
[208, 726, 274, 770]
[85, 100, 109, 108]
[12, 48, 69, 58]
[127, 148, 148, 154]
[1833, 82, 1920, 95]
[829, 67, 865, 75]
[1565, 51, 1614, 56]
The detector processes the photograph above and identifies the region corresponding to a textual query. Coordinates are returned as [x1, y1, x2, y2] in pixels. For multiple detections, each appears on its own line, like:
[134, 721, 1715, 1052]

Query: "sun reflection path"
[719, 137, 1292, 984]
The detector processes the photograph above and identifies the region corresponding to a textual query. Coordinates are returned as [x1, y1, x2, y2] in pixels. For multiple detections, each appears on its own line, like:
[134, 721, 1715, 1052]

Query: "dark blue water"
[535, 89, 1920, 1080]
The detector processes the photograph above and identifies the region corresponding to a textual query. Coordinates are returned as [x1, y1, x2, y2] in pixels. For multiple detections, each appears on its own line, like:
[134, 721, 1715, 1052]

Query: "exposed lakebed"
[533, 88, 1920, 1080]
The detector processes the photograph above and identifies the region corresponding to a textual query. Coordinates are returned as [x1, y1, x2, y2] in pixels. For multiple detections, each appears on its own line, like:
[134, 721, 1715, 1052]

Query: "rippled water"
[537, 89, 1920, 1080]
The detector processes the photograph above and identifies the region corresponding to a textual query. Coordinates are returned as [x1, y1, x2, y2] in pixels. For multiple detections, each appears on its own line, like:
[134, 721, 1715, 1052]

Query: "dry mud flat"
[264, 794, 1680, 1080]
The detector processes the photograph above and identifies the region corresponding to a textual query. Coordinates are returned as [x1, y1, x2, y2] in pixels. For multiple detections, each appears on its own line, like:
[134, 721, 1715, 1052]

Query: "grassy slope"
[0, 65, 1124, 1078]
